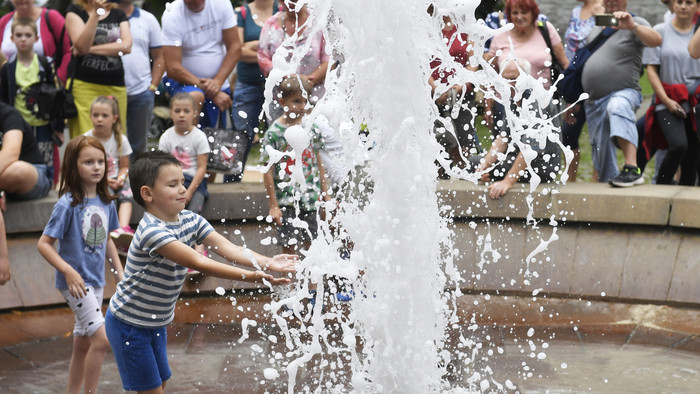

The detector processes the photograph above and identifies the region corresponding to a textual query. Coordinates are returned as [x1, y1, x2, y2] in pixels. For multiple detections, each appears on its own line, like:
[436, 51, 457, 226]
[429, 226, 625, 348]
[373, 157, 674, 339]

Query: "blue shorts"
[162, 76, 231, 129]
[105, 309, 171, 391]
[7, 163, 51, 201]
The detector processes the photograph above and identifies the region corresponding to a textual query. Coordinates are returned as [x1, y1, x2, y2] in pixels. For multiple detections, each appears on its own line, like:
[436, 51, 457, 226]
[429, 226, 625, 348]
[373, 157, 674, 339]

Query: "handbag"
[203, 111, 248, 175]
[558, 27, 617, 103]
[23, 56, 77, 121]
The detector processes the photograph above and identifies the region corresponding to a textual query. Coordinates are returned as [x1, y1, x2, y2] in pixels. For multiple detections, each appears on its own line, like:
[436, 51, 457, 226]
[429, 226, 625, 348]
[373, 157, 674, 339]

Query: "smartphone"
[595, 14, 619, 27]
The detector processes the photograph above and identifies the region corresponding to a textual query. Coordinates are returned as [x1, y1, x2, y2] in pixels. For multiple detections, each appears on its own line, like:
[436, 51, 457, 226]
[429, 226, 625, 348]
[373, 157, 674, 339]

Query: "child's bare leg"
[567, 149, 580, 182]
[67, 335, 90, 394]
[82, 326, 110, 393]
[118, 202, 133, 229]
[138, 382, 166, 394]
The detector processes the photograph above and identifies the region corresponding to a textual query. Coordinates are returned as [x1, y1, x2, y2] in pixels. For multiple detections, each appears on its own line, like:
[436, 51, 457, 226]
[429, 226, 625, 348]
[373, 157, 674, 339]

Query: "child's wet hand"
[256, 271, 291, 286]
[266, 254, 298, 273]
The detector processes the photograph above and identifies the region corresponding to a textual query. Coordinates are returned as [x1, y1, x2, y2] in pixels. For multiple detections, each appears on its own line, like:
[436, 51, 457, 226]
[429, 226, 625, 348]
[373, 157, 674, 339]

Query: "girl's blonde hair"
[60, 136, 114, 206]
[90, 95, 123, 153]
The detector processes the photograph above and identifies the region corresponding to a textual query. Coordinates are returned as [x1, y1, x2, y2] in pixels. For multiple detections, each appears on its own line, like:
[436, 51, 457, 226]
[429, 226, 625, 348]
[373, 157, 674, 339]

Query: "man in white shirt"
[118, 0, 164, 156]
[161, 0, 242, 128]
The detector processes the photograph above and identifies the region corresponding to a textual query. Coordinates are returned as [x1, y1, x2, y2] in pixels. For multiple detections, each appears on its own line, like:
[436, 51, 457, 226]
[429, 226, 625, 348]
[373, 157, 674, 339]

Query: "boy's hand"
[255, 270, 291, 285]
[269, 206, 283, 226]
[264, 254, 298, 273]
[65, 268, 86, 298]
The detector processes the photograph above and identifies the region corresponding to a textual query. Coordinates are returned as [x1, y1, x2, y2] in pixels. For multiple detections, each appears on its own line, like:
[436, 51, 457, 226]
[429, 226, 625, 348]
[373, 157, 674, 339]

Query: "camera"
[595, 14, 619, 27]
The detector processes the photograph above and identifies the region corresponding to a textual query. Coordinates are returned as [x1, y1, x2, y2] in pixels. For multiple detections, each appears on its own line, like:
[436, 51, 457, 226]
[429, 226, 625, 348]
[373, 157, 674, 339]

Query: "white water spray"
[258, 0, 570, 392]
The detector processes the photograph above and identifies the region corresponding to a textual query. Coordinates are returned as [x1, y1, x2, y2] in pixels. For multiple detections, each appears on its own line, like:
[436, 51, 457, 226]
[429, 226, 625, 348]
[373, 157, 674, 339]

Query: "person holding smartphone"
[65, 0, 132, 139]
[580, 0, 662, 187]
[641, 0, 700, 186]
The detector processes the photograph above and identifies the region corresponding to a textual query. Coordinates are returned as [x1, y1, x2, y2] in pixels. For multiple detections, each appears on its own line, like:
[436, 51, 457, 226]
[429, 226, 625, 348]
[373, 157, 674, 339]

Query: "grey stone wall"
[2, 181, 699, 310]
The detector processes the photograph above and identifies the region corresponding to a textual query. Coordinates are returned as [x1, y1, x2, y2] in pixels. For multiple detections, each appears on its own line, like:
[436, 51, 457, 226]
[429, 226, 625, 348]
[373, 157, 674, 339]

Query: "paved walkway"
[2, 293, 700, 393]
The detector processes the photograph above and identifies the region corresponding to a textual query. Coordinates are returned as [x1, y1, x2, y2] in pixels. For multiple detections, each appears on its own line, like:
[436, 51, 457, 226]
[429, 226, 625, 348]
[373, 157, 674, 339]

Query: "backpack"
[558, 27, 616, 103]
[537, 21, 564, 95]
[23, 56, 77, 121]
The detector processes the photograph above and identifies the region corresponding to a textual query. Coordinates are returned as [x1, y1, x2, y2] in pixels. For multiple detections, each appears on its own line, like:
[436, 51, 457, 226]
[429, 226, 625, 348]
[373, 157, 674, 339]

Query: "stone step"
[3, 179, 700, 311]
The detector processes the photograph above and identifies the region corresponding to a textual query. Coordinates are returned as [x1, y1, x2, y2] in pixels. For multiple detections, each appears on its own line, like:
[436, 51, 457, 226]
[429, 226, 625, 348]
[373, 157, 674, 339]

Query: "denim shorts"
[162, 76, 231, 129]
[105, 310, 171, 391]
[7, 163, 51, 201]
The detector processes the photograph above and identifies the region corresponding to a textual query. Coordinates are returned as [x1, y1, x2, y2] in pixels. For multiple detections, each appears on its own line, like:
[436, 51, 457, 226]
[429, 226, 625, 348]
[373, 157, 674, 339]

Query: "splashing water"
[257, 0, 571, 392]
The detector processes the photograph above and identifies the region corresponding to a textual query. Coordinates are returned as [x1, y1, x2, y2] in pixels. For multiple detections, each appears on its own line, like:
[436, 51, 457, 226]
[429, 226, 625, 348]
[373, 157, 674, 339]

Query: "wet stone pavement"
[2, 293, 700, 393]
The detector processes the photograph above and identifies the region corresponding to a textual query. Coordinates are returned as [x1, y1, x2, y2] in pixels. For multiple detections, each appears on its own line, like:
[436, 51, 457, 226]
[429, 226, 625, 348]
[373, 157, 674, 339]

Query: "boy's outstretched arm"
[157, 239, 293, 285]
[201, 231, 297, 273]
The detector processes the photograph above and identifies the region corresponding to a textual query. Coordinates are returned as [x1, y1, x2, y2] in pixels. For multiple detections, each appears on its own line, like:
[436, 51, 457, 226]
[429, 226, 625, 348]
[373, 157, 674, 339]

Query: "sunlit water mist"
[256, 0, 569, 392]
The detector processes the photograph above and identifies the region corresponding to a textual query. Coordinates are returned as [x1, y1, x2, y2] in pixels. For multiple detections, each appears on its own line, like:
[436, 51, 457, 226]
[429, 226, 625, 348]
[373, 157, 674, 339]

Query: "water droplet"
[215, 287, 226, 296]
[263, 368, 279, 380]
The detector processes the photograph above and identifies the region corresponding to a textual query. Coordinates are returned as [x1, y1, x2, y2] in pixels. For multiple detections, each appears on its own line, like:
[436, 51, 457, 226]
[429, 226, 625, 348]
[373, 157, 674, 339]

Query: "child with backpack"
[0, 17, 61, 183]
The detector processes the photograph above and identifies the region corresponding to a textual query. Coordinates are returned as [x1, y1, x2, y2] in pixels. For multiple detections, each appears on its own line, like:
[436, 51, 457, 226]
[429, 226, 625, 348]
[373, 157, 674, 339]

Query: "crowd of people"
[0, 0, 696, 392]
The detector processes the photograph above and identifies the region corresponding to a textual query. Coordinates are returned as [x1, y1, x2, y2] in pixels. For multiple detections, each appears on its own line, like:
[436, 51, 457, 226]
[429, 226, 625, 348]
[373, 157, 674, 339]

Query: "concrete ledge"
[439, 180, 684, 227]
[6, 179, 699, 234]
[668, 188, 700, 228]
[4, 179, 700, 311]
[4, 183, 269, 234]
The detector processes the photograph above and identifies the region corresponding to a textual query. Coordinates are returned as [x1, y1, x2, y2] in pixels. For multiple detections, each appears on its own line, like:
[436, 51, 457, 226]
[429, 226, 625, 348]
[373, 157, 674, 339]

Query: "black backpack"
[23, 56, 77, 121]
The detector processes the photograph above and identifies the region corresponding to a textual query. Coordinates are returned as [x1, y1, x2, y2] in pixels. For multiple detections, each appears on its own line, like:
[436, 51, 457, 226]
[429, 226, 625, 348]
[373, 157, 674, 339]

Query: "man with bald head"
[582, 0, 662, 187]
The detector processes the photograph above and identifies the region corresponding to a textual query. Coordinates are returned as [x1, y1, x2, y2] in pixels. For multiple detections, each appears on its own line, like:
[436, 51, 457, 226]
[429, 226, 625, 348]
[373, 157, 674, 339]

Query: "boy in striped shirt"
[105, 151, 296, 393]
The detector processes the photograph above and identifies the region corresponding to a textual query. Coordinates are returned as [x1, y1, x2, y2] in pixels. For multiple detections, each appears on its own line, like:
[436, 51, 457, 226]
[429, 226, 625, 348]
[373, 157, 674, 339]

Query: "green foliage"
[639, 70, 654, 97]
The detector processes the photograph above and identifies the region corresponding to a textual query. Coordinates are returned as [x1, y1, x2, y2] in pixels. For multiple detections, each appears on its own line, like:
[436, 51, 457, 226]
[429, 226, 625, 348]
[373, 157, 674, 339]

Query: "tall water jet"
[260, 0, 567, 391]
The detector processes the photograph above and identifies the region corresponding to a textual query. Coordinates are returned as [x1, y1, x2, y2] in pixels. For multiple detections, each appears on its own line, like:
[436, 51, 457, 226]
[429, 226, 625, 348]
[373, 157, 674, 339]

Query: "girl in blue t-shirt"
[37, 135, 123, 394]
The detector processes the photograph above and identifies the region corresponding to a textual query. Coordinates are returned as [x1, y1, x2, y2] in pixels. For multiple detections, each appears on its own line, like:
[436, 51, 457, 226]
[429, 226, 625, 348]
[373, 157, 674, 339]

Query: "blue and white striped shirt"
[108, 210, 213, 328]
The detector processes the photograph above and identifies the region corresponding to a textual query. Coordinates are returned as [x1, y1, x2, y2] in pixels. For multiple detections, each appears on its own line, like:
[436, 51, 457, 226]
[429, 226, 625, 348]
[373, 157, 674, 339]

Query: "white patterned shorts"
[60, 286, 105, 337]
